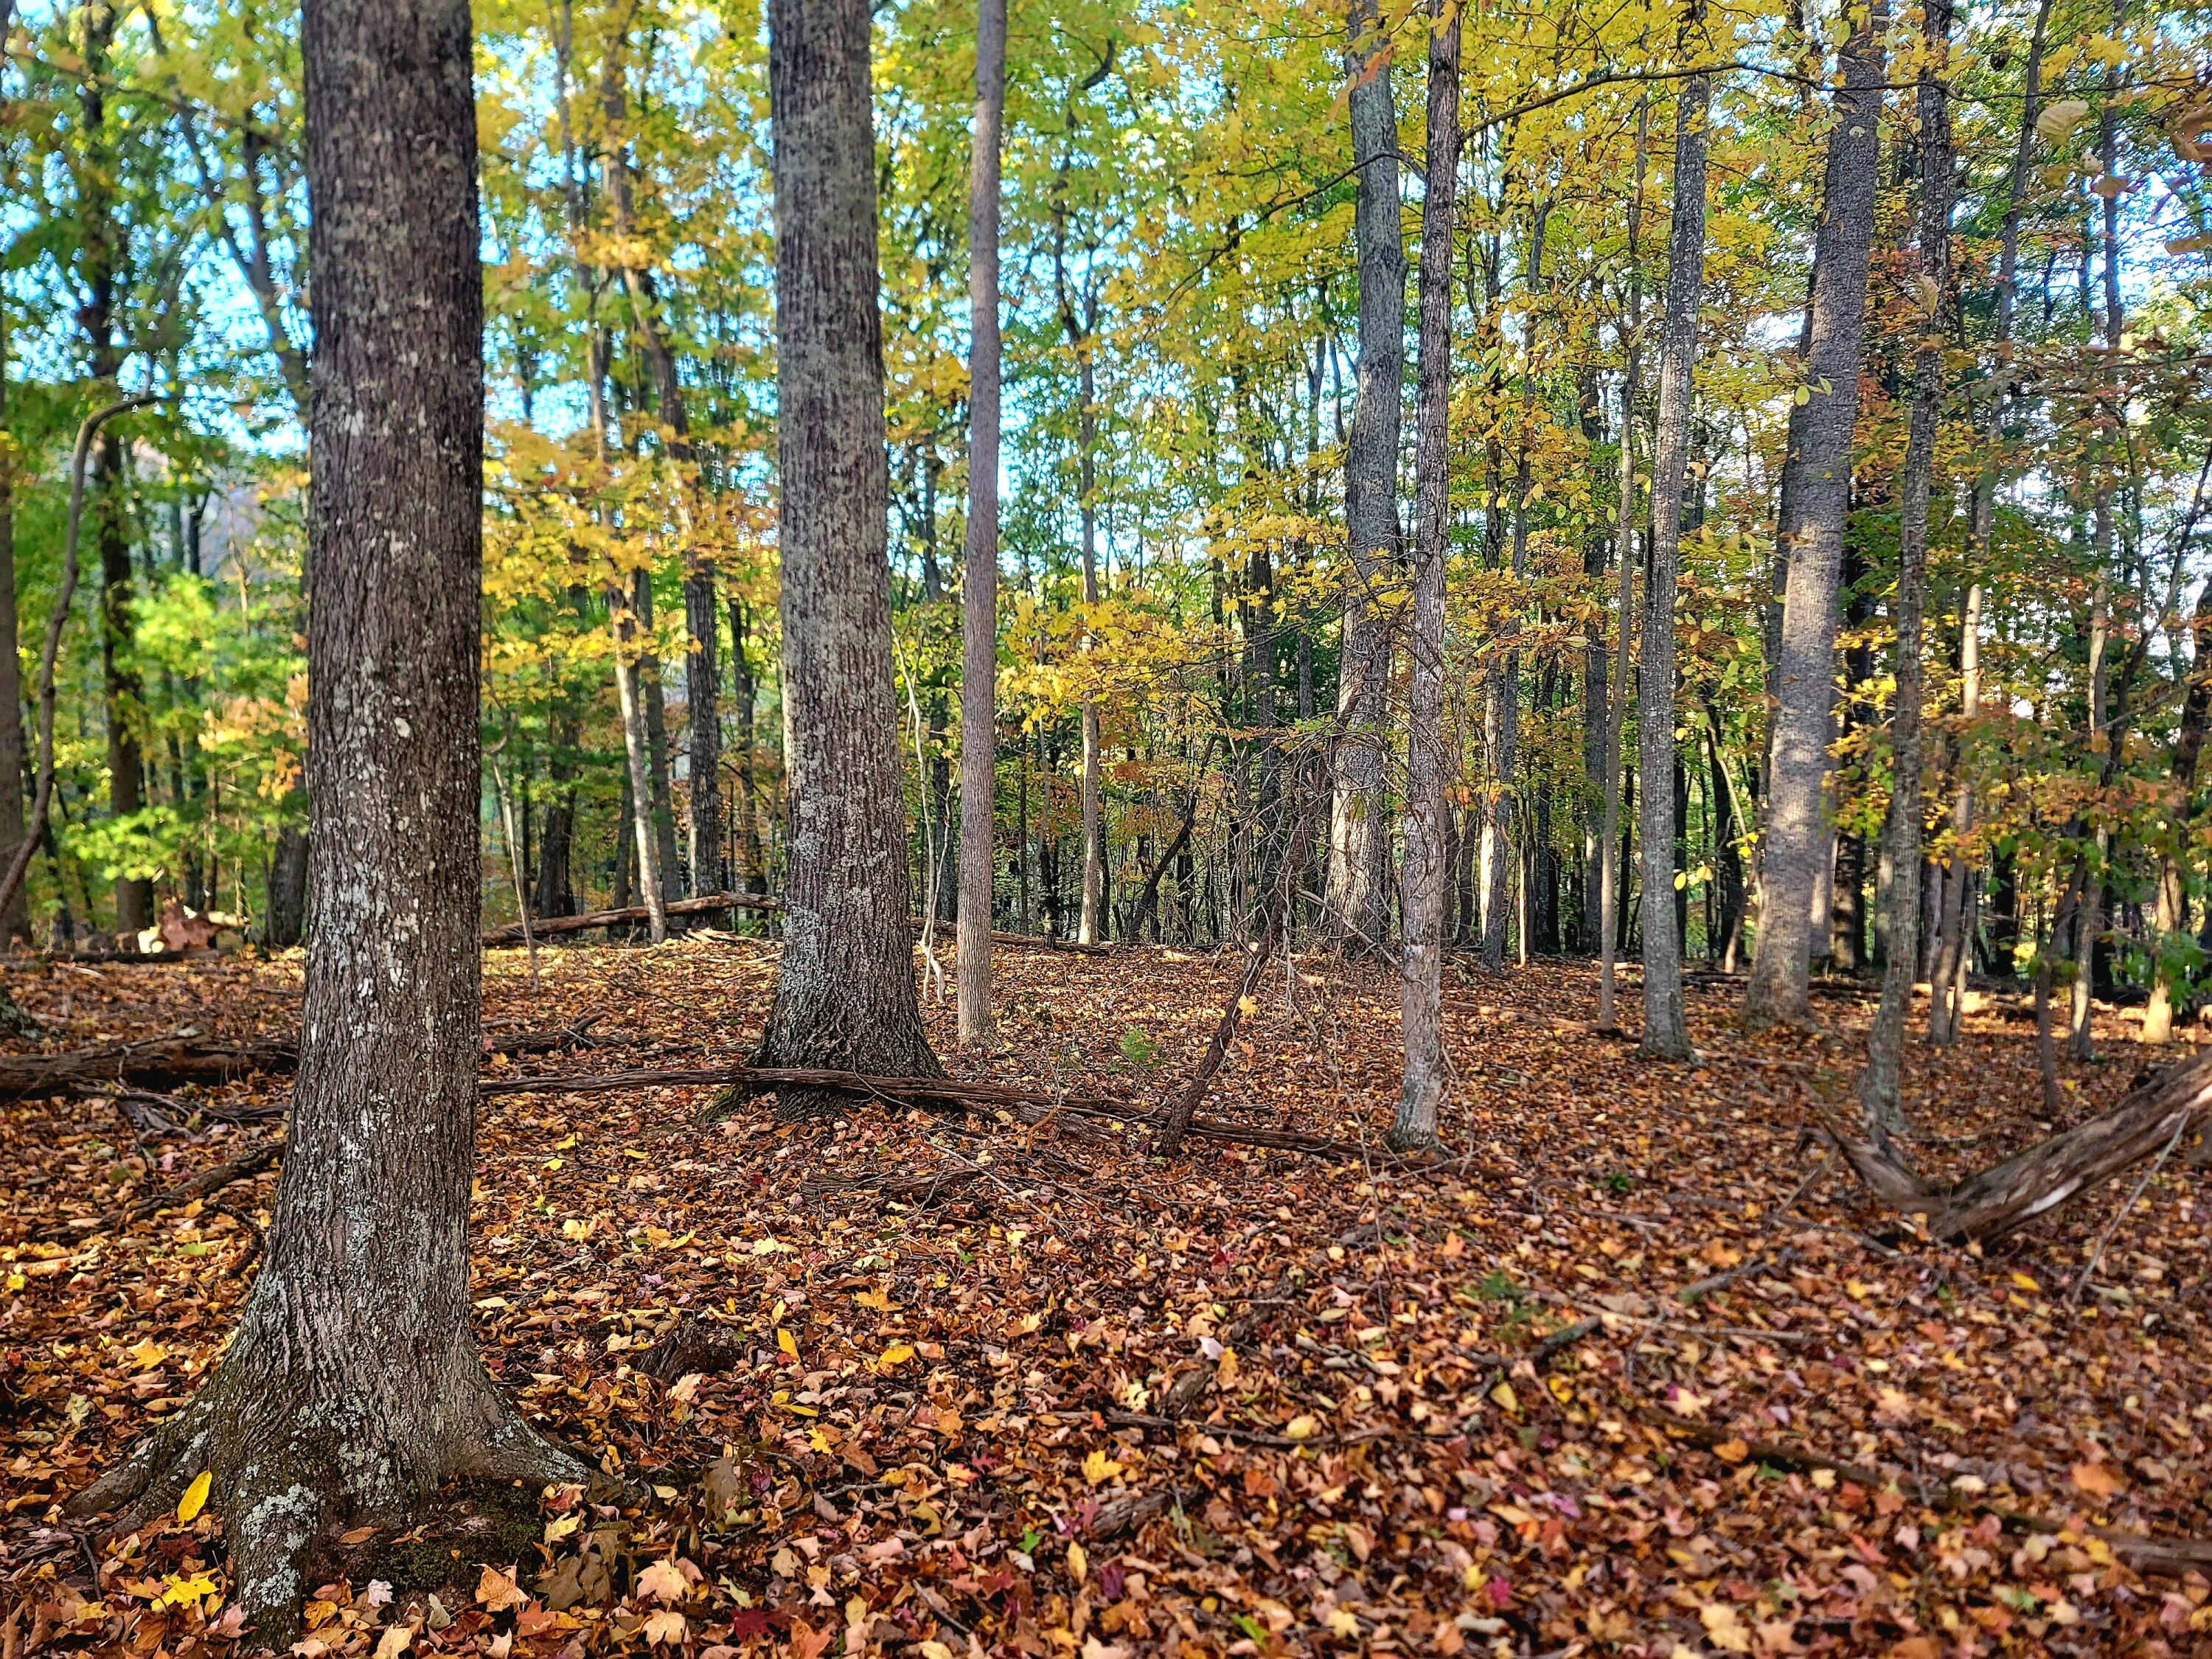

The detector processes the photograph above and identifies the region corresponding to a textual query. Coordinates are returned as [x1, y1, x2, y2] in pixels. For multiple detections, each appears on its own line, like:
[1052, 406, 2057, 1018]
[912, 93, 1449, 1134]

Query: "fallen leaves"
[4, 950, 2211, 1658]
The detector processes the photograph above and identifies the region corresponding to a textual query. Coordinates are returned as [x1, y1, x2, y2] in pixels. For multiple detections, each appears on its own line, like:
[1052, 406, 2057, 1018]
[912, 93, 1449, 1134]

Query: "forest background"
[0, 0, 2208, 1057]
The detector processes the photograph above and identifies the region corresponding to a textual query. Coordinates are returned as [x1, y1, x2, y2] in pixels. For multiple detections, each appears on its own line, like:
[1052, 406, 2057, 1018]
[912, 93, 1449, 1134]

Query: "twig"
[1674, 1245, 1802, 1305]
[2066, 1111, 2189, 1307]
[30, 1137, 282, 1244]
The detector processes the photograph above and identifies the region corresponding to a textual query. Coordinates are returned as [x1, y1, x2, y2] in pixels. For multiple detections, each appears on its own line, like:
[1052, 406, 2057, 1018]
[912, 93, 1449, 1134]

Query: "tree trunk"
[1637, 55, 1710, 1061]
[2143, 566, 2212, 1042]
[74, 6, 152, 940]
[264, 827, 309, 947]
[611, 585, 669, 944]
[1074, 341, 1105, 944]
[754, 0, 943, 1105]
[1598, 99, 1648, 1032]
[1395, 0, 1458, 1153]
[0, 299, 31, 943]
[729, 595, 768, 899]
[1325, 0, 1404, 953]
[957, 0, 1006, 1047]
[1859, 0, 1951, 1140]
[1744, 6, 1886, 1026]
[632, 568, 681, 901]
[532, 698, 580, 919]
[66, 5, 593, 1635]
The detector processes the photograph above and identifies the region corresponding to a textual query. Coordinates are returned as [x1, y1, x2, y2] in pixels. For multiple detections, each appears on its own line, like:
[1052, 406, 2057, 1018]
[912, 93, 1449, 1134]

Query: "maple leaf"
[641, 1607, 686, 1645]
[475, 1564, 526, 1612]
[1699, 1600, 1754, 1652]
[636, 1557, 692, 1602]
[787, 1617, 833, 1659]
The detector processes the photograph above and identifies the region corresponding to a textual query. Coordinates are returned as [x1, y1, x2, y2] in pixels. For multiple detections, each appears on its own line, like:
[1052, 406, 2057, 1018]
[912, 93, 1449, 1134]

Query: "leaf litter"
[2, 943, 2209, 1656]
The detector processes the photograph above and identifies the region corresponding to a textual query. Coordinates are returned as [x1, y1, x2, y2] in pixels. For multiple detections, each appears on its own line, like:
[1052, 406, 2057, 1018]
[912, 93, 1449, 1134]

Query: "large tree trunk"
[956, 0, 1006, 1047]
[1324, 0, 1403, 953]
[754, 0, 942, 1105]
[1744, 8, 1886, 1026]
[66, 4, 591, 1636]
[1636, 55, 1709, 1061]
[1395, 0, 1457, 1153]
[1860, 0, 1952, 1138]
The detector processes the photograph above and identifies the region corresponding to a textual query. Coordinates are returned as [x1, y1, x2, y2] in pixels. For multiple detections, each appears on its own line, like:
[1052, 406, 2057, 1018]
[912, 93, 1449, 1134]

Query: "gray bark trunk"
[1326, 0, 1403, 953]
[67, 6, 592, 1636]
[1597, 100, 1649, 1032]
[1744, 6, 1887, 1026]
[956, 0, 1006, 1046]
[0, 303, 27, 943]
[754, 0, 942, 1100]
[1395, 0, 1458, 1152]
[1637, 60, 1710, 1060]
[1860, 0, 1952, 1138]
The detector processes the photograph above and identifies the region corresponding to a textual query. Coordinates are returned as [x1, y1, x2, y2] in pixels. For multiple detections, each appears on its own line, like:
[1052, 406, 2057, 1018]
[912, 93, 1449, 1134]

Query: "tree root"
[66, 1332, 607, 1647]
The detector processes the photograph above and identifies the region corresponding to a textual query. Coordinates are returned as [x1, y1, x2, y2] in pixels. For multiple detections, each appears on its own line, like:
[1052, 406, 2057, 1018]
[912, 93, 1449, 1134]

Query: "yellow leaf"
[2011, 1273, 2041, 1292]
[1489, 1380, 1519, 1413]
[1081, 1448, 1127, 1486]
[1700, 1601, 1753, 1652]
[1284, 1413, 1319, 1440]
[176, 1470, 212, 1523]
[1237, 995, 1258, 1018]
[1712, 1438, 1749, 1464]
[776, 1327, 799, 1360]
[127, 1338, 168, 1371]
[879, 1342, 916, 1368]
[1067, 1540, 1088, 1582]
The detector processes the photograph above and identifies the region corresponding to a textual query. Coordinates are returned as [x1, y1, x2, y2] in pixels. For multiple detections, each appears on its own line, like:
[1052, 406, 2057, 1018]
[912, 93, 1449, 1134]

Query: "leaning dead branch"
[1814, 1044, 2212, 1242]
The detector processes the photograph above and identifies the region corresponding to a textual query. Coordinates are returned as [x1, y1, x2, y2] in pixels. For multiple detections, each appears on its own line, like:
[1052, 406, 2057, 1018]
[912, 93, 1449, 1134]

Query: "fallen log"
[1817, 1043, 2212, 1242]
[482, 891, 781, 943]
[0, 1025, 607, 1102]
[481, 892, 1111, 955]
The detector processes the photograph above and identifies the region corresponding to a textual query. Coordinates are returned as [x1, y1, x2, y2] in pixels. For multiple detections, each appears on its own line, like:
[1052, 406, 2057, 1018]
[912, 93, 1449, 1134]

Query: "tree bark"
[754, 0, 943, 1107]
[1860, 0, 1952, 1139]
[76, 7, 151, 939]
[66, 6, 593, 1637]
[611, 581, 669, 943]
[1744, 4, 1886, 1026]
[1598, 99, 1649, 1032]
[1325, 0, 1404, 953]
[0, 299, 30, 943]
[957, 0, 1006, 1047]
[1395, 0, 1458, 1153]
[1637, 52, 1710, 1061]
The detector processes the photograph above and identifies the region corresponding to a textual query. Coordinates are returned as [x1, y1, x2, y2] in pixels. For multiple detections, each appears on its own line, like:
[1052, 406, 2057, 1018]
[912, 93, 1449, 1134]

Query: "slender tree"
[67, 3, 591, 1635]
[751, 0, 942, 1097]
[1636, 45, 1710, 1062]
[1325, 0, 1404, 953]
[1396, 0, 1458, 1152]
[957, 0, 1006, 1046]
[1597, 98, 1649, 1032]
[0, 290, 27, 943]
[1861, 0, 1952, 1137]
[1745, 1, 1886, 1026]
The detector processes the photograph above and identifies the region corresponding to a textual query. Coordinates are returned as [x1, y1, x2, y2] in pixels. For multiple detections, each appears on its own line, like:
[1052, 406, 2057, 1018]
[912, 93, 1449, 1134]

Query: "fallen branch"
[32, 1136, 282, 1244]
[1674, 1246, 1802, 1304]
[1815, 1043, 2212, 1241]
[482, 892, 1110, 955]
[0, 1024, 607, 1101]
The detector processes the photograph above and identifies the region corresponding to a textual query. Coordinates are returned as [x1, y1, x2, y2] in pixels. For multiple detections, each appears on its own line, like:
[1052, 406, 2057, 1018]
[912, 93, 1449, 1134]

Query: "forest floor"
[1, 939, 2210, 1658]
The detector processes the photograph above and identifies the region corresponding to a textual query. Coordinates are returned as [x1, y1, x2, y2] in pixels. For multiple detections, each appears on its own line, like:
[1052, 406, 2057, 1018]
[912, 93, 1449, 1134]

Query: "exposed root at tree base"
[63, 1365, 605, 1649]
